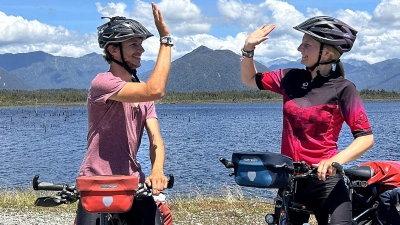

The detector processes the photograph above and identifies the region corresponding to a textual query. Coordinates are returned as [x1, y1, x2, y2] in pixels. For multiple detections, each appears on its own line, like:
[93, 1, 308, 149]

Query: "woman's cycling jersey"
[255, 68, 372, 165]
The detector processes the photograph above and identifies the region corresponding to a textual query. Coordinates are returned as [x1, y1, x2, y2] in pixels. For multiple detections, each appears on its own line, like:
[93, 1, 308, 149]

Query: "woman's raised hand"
[244, 24, 276, 51]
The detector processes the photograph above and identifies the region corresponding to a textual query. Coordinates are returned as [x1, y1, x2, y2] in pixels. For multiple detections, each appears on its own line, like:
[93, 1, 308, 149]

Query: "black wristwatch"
[160, 36, 174, 47]
[241, 47, 254, 58]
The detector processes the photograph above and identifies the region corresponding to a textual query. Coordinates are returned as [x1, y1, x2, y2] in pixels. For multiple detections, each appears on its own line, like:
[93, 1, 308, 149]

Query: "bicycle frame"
[271, 165, 378, 225]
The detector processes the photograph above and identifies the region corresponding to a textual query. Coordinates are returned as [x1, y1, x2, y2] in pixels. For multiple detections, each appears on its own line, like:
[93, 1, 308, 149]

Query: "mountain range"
[0, 46, 399, 92]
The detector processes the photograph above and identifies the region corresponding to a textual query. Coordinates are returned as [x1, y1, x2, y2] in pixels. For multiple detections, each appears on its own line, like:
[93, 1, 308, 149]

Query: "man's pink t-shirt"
[78, 72, 157, 182]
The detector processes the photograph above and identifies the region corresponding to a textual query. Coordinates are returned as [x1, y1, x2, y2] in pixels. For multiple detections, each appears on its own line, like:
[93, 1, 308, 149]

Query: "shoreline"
[1, 98, 399, 108]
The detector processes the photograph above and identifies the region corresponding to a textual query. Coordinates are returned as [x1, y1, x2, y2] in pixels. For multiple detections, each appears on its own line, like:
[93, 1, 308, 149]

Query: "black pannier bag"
[376, 187, 400, 225]
[231, 151, 293, 188]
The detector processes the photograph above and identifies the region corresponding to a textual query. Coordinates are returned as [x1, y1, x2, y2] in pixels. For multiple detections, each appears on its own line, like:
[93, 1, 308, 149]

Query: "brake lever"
[219, 157, 234, 168]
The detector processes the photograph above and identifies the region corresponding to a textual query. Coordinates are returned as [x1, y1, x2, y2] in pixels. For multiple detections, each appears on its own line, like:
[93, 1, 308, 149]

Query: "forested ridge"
[0, 88, 399, 107]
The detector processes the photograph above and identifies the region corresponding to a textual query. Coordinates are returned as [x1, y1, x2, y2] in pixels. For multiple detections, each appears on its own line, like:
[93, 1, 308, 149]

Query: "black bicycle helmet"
[97, 16, 154, 49]
[293, 16, 357, 54]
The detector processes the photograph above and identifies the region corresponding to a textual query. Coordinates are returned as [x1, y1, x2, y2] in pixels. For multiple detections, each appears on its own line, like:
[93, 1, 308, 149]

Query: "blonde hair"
[324, 44, 345, 78]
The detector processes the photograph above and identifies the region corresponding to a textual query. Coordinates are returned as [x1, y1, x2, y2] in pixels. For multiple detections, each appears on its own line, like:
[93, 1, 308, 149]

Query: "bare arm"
[331, 134, 374, 165]
[314, 134, 374, 180]
[144, 118, 168, 195]
[240, 56, 259, 88]
[240, 24, 276, 88]
[110, 2, 171, 103]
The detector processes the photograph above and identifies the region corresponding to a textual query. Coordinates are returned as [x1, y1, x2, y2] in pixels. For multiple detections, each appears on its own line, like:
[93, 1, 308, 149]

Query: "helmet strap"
[306, 43, 342, 73]
[109, 43, 140, 83]
[306, 43, 324, 72]
[319, 58, 341, 65]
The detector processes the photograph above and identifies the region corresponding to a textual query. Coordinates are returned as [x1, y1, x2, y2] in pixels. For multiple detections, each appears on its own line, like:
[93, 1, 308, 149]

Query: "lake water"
[0, 102, 399, 199]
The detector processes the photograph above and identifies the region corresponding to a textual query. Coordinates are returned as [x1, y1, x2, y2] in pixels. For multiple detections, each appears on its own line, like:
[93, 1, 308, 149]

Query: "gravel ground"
[0, 207, 315, 225]
[0, 207, 75, 225]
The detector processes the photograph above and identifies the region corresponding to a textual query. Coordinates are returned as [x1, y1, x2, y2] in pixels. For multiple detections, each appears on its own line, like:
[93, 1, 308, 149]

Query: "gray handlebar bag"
[231, 152, 293, 188]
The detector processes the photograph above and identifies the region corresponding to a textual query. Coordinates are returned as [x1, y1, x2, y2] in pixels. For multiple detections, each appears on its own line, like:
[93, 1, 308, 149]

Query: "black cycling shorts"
[277, 174, 352, 225]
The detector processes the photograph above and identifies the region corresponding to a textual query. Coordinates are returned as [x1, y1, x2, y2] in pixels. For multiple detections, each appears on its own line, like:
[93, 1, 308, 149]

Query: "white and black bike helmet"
[98, 16, 153, 49]
[293, 16, 357, 54]
[293, 16, 357, 71]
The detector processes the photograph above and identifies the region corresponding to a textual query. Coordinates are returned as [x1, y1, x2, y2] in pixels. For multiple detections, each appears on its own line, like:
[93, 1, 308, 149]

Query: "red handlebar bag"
[76, 175, 139, 213]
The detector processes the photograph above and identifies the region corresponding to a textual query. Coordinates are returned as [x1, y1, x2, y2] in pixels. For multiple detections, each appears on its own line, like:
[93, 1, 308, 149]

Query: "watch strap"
[160, 36, 174, 46]
[241, 47, 254, 58]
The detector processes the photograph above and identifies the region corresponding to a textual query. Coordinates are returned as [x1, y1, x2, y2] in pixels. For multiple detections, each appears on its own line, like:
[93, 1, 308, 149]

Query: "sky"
[0, 0, 399, 65]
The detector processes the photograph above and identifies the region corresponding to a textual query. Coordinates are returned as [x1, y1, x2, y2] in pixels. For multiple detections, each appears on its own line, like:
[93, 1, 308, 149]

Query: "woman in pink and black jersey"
[240, 16, 374, 225]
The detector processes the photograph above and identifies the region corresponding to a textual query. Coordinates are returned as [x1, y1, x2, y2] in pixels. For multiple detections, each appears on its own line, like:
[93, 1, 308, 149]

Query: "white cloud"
[0, 11, 99, 57]
[373, 0, 400, 27]
[158, 0, 202, 21]
[95, 0, 211, 36]
[217, 0, 270, 32]
[95, 2, 130, 18]
[0, 12, 68, 44]
[0, 0, 399, 65]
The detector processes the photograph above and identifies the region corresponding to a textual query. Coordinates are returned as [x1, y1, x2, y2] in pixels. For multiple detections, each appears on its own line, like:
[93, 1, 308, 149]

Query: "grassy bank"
[1, 89, 400, 107]
[0, 186, 318, 225]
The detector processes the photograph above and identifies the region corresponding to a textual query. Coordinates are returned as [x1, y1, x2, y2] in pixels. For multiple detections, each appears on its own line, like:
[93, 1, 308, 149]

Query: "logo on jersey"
[301, 82, 309, 89]
[355, 112, 368, 125]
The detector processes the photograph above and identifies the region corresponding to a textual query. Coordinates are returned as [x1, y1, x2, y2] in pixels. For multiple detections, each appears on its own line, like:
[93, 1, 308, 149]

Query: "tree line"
[0, 88, 399, 106]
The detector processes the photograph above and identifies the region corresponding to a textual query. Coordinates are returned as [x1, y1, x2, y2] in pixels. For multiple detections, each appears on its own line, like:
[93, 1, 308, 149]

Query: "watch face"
[160, 37, 173, 46]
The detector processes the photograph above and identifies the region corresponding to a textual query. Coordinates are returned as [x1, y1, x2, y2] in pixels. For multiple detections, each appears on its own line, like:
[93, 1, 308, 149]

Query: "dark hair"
[102, 43, 119, 64]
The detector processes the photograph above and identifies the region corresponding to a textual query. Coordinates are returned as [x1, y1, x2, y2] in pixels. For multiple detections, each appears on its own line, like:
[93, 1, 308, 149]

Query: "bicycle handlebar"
[32, 175, 75, 191]
[219, 157, 234, 168]
[33, 174, 174, 191]
[32, 174, 175, 207]
[219, 157, 344, 177]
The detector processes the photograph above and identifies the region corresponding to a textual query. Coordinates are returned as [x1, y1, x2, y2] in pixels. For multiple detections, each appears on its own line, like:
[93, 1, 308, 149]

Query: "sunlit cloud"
[0, 0, 399, 64]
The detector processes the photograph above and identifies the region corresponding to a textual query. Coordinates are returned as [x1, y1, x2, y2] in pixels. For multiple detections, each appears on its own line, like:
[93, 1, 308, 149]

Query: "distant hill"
[0, 67, 32, 90]
[0, 52, 155, 90]
[141, 45, 270, 92]
[266, 58, 400, 92]
[346, 59, 400, 91]
[0, 51, 49, 72]
[0, 49, 399, 92]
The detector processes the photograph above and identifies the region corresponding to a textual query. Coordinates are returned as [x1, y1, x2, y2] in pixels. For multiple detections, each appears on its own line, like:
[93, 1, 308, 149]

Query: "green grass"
[0, 186, 317, 225]
[0, 188, 77, 213]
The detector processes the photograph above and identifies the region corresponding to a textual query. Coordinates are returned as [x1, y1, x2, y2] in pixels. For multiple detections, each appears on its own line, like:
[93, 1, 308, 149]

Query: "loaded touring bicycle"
[220, 151, 400, 225]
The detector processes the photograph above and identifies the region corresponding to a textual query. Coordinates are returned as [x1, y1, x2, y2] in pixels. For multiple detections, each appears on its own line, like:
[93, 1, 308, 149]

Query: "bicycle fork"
[99, 213, 123, 225]
[265, 190, 290, 225]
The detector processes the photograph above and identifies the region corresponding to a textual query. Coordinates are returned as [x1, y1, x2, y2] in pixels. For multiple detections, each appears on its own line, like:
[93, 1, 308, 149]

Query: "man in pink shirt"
[76, 3, 172, 225]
